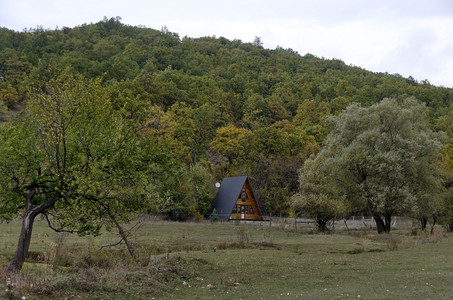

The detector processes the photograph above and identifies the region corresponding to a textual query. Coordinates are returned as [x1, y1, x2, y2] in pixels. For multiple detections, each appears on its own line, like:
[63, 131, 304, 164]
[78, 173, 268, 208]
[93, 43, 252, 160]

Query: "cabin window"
[245, 205, 248, 214]
[249, 206, 254, 214]
[241, 205, 245, 213]
[241, 189, 246, 202]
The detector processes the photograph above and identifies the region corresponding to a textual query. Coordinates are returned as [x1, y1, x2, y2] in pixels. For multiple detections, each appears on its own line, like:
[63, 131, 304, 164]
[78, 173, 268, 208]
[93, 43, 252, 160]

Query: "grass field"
[1, 217, 452, 299]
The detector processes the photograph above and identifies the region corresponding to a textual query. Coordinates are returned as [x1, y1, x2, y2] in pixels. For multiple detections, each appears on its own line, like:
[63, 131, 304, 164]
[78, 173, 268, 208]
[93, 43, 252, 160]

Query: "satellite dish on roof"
[215, 182, 221, 188]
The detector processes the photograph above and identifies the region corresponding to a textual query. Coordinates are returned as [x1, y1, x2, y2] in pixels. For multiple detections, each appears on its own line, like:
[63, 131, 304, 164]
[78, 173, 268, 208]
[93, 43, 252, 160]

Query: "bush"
[210, 208, 218, 222]
[236, 227, 250, 248]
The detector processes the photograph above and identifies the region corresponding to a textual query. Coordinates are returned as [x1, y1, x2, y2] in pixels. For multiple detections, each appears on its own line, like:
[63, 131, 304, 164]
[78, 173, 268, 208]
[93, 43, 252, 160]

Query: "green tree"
[0, 99, 10, 123]
[439, 144, 453, 231]
[242, 94, 271, 129]
[251, 127, 285, 158]
[293, 99, 330, 144]
[0, 82, 19, 109]
[173, 163, 216, 219]
[210, 125, 252, 165]
[292, 194, 348, 232]
[0, 71, 149, 273]
[252, 156, 301, 218]
[296, 98, 445, 234]
[291, 153, 349, 232]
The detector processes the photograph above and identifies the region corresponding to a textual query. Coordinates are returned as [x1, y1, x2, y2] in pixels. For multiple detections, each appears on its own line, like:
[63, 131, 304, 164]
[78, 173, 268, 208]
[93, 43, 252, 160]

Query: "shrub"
[210, 208, 218, 222]
[236, 227, 250, 248]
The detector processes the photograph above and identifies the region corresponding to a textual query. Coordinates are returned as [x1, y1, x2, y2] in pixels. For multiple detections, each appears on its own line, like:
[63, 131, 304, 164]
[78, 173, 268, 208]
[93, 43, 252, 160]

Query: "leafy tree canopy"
[0, 70, 151, 272]
[294, 98, 447, 233]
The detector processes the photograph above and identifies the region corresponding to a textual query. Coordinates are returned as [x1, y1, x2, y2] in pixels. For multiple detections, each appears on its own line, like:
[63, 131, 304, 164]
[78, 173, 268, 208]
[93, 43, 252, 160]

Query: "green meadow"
[1, 217, 452, 299]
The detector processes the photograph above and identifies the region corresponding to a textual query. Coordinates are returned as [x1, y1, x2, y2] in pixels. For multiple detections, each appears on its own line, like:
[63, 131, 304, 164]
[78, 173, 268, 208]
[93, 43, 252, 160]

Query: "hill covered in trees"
[1, 17, 452, 219]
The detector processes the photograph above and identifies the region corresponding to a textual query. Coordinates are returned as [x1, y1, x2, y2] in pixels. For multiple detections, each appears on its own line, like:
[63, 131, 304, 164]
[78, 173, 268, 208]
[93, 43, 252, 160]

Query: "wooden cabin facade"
[213, 176, 263, 221]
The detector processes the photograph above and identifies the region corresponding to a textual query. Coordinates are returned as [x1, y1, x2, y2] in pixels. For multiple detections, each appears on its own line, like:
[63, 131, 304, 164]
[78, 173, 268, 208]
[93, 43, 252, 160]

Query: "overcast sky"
[1, 0, 452, 87]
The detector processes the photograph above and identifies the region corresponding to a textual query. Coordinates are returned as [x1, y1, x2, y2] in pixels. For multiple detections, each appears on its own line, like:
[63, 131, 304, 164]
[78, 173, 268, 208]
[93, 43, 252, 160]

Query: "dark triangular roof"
[213, 176, 248, 221]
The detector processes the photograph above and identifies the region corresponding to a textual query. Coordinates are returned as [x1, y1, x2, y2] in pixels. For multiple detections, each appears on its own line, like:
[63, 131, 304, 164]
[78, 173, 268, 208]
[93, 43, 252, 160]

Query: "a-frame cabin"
[213, 176, 263, 221]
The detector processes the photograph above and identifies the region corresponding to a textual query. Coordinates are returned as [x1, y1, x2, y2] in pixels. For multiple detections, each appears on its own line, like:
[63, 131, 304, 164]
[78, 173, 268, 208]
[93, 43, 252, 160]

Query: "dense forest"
[1, 17, 452, 223]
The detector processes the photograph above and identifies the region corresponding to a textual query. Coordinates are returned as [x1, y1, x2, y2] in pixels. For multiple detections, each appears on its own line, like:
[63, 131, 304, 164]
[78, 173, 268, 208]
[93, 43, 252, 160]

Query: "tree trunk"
[114, 221, 136, 261]
[7, 191, 59, 274]
[373, 214, 385, 234]
[343, 219, 349, 231]
[316, 219, 328, 232]
[373, 213, 391, 234]
[420, 217, 428, 231]
[448, 223, 453, 232]
[384, 213, 392, 233]
[7, 210, 37, 273]
[430, 217, 437, 235]
[104, 207, 137, 262]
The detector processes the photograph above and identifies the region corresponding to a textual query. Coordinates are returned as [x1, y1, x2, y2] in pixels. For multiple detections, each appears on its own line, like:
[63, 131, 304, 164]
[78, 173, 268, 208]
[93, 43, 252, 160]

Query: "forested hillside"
[1, 17, 452, 219]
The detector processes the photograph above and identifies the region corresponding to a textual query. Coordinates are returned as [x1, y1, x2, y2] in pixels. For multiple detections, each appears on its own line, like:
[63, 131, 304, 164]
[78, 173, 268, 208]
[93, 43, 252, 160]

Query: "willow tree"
[296, 98, 445, 234]
[0, 71, 150, 273]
